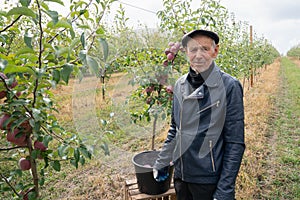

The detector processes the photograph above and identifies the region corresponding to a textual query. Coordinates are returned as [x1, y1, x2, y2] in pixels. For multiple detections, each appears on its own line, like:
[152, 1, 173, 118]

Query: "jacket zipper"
[209, 140, 216, 172]
[179, 98, 220, 180]
[197, 100, 220, 114]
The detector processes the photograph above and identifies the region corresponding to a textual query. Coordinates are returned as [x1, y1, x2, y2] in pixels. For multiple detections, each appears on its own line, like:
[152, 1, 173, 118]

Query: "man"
[153, 29, 245, 200]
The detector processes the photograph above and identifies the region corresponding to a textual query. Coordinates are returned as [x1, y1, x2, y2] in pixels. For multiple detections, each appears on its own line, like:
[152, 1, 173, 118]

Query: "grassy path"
[260, 57, 300, 199]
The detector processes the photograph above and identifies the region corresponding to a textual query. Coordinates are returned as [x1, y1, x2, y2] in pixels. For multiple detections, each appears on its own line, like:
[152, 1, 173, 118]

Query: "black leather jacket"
[154, 62, 245, 199]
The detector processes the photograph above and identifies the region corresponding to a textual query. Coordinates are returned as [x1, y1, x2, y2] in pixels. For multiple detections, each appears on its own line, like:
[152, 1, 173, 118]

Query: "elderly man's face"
[185, 35, 219, 73]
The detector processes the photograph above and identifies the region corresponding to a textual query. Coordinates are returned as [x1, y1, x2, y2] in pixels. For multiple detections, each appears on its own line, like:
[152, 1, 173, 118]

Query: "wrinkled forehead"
[186, 35, 214, 47]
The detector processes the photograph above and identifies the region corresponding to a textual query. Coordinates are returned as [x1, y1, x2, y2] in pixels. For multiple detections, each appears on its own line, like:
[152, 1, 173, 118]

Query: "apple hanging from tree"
[34, 141, 47, 151]
[166, 85, 173, 94]
[18, 158, 31, 171]
[0, 113, 10, 130]
[0, 90, 6, 99]
[6, 129, 27, 146]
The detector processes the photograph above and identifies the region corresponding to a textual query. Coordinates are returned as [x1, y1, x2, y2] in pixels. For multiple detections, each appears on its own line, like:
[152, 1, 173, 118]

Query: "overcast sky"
[105, 0, 300, 55]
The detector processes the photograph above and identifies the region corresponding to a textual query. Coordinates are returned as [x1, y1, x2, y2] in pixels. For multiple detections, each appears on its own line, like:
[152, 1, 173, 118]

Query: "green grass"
[264, 57, 300, 199]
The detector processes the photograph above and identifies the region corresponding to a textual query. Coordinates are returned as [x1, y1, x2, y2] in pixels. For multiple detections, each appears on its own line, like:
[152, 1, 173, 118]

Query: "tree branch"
[41, 125, 64, 142]
[0, 15, 22, 33]
[0, 145, 28, 151]
[32, 0, 44, 108]
[0, 173, 21, 197]
[47, 0, 94, 44]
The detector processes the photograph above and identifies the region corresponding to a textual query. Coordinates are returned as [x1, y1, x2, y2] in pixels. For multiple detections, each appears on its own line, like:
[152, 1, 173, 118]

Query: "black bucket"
[132, 150, 173, 195]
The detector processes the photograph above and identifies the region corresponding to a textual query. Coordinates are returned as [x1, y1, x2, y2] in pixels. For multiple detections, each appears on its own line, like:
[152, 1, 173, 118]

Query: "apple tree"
[0, 0, 116, 199]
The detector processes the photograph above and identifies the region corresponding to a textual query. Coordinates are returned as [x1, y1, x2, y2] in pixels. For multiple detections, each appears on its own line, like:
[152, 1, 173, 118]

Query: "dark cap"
[182, 29, 219, 47]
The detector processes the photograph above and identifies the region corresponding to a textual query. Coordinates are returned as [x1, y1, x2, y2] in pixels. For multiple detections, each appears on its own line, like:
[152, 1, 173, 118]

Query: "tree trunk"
[151, 116, 158, 150]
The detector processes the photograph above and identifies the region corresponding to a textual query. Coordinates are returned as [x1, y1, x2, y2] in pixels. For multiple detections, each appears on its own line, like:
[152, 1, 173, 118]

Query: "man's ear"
[213, 44, 219, 58]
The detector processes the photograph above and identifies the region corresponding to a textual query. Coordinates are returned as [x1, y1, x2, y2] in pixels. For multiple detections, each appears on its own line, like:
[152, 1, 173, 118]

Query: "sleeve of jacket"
[153, 101, 177, 170]
[213, 79, 245, 200]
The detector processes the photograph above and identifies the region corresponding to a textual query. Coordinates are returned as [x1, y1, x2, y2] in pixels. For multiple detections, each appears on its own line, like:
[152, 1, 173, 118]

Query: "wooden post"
[250, 25, 254, 87]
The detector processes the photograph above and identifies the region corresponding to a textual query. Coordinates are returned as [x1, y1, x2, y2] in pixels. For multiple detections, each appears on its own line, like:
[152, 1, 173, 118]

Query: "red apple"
[20, 120, 32, 133]
[146, 97, 152, 104]
[34, 141, 47, 151]
[174, 42, 181, 50]
[145, 86, 154, 93]
[168, 42, 175, 47]
[164, 48, 171, 55]
[18, 158, 31, 171]
[9, 80, 18, 89]
[163, 60, 169, 67]
[0, 113, 10, 130]
[166, 85, 173, 94]
[167, 53, 174, 61]
[6, 129, 27, 146]
[170, 45, 178, 53]
[16, 91, 22, 97]
[0, 90, 6, 99]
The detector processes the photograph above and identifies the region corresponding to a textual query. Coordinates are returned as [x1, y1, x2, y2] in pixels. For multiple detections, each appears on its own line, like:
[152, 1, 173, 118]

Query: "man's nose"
[195, 48, 205, 57]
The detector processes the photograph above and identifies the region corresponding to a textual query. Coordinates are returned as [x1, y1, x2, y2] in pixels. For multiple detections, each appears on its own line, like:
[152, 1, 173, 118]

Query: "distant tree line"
[287, 44, 300, 59]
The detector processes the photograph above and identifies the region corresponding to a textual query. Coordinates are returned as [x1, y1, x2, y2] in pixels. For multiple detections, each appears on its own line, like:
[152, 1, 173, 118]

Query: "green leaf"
[3, 65, 35, 76]
[50, 160, 61, 171]
[70, 159, 78, 168]
[48, 19, 72, 29]
[80, 32, 85, 49]
[24, 34, 33, 49]
[9, 99, 30, 107]
[7, 7, 36, 18]
[44, 0, 64, 6]
[15, 47, 35, 56]
[70, 29, 75, 39]
[55, 46, 69, 57]
[100, 142, 110, 156]
[52, 69, 60, 83]
[86, 56, 99, 76]
[32, 108, 42, 121]
[39, 177, 45, 186]
[96, 27, 105, 35]
[79, 146, 92, 159]
[20, 0, 31, 7]
[99, 38, 109, 62]
[31, 150, 38, 159]
[48, 10, 59, 25]
[0, 46, 5, 53]
[56, 19, 72, 29]
[79, 50, 87, 63]
[74, 148, 80, 162]
[43, 135, 52, 147]
[58, 145, 68, 158]
[79, 156, 85, 165]
[10, 169, 22, 177]
[61, 64, 73, 84]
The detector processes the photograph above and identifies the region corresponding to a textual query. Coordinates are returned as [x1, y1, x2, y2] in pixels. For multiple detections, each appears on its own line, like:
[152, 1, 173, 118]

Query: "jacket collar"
[180, 61, 222, 88]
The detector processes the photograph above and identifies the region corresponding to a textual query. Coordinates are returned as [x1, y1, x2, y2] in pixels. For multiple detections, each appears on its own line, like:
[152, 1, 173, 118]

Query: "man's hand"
[153, 166, 169, 182]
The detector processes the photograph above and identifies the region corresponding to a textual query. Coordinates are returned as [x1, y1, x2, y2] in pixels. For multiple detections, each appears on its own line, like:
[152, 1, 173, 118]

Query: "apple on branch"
[18, 158, 31, 171]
